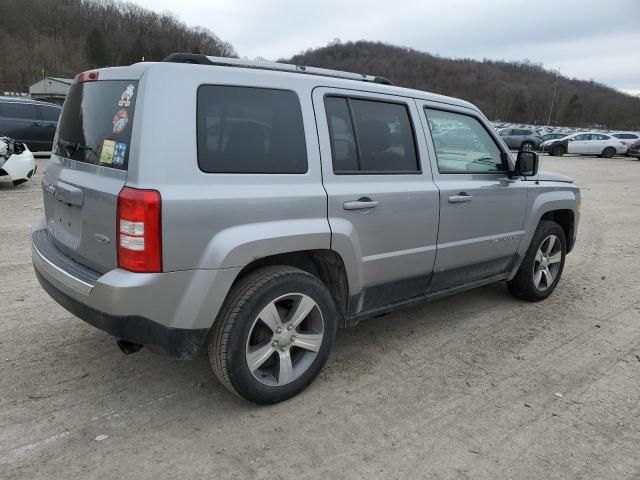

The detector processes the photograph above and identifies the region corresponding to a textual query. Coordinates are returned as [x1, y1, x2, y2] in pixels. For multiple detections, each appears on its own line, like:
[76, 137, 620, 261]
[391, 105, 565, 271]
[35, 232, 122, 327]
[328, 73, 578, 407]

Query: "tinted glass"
[325, 97, 358, 171]
[54, 80, 138, 170]
[38, 105, 61, 122]
[0, 102, 37, 119]
[197, 86, 307, 174]
[613, 133, 636, 139]
[426, 108, 504, 173]
[594, 134, 609, 140]
[349, 98, 418, 173]
[573, 134, 589, 141]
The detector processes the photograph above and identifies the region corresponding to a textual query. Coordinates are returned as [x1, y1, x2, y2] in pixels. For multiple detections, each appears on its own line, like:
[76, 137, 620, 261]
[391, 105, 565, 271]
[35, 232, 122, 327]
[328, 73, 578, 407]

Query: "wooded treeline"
[0, 0, 235, 92]
[1, 3, 637, 130]
[286, 41, 640, 130]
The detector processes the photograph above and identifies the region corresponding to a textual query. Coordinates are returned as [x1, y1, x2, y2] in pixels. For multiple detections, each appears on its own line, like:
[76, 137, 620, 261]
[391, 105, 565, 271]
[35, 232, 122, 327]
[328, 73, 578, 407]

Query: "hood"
[535, 170, 574, 183]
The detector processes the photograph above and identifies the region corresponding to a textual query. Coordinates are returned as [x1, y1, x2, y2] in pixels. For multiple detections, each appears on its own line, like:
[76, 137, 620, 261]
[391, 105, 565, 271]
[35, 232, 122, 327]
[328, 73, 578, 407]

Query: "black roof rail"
[162, 53, 393, 86]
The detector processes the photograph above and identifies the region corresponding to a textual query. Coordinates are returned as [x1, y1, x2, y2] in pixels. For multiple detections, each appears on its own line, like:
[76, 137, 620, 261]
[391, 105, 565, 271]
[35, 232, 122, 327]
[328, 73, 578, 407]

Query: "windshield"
[53, 80, 138, 170]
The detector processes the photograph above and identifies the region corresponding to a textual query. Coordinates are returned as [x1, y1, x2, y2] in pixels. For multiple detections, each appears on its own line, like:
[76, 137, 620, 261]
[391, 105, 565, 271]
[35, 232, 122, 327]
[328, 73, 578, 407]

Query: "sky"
[134, 0, 640, 96]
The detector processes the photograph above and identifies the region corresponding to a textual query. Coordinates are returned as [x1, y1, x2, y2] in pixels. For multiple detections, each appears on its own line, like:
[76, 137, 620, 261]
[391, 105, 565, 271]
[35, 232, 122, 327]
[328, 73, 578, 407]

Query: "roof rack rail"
[162, 53, 393, 86]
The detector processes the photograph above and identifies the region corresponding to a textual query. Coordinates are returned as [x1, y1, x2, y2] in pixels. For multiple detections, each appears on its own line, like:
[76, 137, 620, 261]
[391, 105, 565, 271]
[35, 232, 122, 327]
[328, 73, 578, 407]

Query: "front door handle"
[343, 197, 379, 211]
[448, 193, 473, 203]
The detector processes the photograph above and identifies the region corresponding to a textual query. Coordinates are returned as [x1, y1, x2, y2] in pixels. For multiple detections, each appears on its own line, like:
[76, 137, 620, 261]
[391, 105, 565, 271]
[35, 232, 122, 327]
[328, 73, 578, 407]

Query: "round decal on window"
[112, 109, 129, 134]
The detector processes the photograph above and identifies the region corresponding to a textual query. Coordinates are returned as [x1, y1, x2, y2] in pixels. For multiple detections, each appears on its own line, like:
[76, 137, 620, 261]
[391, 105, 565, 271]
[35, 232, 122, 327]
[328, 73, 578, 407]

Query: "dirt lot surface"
[1, 154, 639, 479]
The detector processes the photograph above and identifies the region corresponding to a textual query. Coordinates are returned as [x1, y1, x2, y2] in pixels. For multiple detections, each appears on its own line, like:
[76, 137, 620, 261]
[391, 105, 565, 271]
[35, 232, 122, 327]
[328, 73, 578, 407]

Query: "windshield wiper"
[56, 139, 98, 158]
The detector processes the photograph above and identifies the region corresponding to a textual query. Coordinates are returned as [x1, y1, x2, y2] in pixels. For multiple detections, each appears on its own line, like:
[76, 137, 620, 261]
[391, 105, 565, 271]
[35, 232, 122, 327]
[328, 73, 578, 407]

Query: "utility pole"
[547, 68, 560, 126]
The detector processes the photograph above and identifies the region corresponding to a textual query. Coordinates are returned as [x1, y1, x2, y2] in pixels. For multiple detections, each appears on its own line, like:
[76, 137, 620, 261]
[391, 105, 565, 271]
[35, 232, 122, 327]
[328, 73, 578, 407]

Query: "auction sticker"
[100, 139, 116, 165]
[112, 109, 129, 134]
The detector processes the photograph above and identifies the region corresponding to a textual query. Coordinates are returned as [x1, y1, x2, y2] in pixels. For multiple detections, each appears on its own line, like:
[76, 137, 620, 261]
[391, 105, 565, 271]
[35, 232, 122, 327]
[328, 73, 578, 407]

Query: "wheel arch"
[512, 191, 579, 279]
[540, 209, 575, 253]
[233, 249, 350, 326]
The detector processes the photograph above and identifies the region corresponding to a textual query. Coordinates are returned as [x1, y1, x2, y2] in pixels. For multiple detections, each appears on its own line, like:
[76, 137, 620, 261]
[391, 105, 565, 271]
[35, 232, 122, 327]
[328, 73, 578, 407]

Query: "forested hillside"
[0, 0, 235, 92]
[287, 41, 640, 130]
[1, 2, 637, 130]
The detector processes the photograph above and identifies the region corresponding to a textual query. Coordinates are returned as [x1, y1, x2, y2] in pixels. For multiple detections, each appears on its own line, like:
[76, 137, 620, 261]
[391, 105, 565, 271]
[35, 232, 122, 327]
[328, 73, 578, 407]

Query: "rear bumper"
[35, 269, 208, 357]
[31, 219, 241, 357]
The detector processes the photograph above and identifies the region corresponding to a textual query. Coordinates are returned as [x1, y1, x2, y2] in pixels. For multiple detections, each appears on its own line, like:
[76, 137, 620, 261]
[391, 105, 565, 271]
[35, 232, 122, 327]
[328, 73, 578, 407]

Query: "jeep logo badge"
[94, 233, 111, 244]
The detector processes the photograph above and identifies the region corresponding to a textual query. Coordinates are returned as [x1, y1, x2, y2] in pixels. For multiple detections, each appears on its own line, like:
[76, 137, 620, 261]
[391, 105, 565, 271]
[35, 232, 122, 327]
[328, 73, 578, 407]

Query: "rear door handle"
[343, 197, 379, 211]
[448, 193, 473, 203]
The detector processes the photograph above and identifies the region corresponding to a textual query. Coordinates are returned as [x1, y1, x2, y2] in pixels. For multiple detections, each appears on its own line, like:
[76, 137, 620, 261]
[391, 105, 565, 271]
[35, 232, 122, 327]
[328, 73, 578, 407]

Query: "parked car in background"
[498, 128, 543, 151]
[0, 97, 61, 152]
[542, 132, 626, 158]
[541, 133, 569, 143]
[0, 136, 36, 186]
[627, 141, 640, 159]
[610, 132, 640, 152]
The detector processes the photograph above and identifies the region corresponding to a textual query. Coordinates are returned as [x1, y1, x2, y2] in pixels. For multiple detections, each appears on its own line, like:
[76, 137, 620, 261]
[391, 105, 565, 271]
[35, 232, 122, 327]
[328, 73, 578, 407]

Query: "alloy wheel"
[245, 293, 324, 386]
[533, 234, 562, 290]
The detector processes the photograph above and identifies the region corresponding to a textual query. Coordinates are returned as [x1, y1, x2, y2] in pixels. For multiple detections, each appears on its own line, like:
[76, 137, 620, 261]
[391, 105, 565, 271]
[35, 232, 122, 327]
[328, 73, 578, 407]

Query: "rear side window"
[197, 86, 307, 174]
[324, 96, 419, 174]
[54, 80, 138, 170]
[0, 102, 37, 119]
[613, 133, 637, 139]
[37, 105, 61, 122]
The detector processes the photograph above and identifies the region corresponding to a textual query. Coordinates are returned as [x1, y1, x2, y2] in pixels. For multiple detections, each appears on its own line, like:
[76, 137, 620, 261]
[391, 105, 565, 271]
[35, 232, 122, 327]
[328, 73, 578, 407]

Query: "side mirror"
[515, 150, 539, 177]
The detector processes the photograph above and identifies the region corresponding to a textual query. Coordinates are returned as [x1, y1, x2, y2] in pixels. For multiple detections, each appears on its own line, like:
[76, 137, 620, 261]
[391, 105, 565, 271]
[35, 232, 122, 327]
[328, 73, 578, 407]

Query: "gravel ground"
[1, 154, 639, 479]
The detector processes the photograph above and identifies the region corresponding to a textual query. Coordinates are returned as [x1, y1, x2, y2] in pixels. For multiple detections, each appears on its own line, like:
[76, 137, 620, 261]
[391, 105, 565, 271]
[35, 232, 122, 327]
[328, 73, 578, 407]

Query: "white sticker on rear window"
[112, 109, 129, 134]
[118, 84, 135, 107]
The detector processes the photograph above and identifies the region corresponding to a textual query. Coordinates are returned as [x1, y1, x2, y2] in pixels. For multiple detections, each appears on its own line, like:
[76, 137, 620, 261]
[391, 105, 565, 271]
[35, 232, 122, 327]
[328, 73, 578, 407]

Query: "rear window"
[53, 80, 138, 170]
[0, 102, 37, 119]
[38, 105, 61, 122]
[197, 86, 307, 174]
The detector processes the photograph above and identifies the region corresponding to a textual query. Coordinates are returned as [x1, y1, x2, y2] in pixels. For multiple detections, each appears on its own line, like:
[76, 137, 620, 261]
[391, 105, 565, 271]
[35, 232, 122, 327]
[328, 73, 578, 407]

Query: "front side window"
[324, 96, 419, 174]
[197, 86, 307, 174]
[573, 134, 590, 141]
[425, 108, 504, 174]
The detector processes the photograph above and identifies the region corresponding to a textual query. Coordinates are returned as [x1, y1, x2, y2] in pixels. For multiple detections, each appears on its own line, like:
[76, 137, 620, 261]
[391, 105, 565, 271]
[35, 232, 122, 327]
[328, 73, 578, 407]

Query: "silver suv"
[32, 55, 580, 403]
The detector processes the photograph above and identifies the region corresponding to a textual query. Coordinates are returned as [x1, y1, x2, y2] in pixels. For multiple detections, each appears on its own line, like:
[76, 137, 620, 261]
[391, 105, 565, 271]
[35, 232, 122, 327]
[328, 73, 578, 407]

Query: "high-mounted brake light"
[75, 70, 100, 83]
[117, 187, 162, 273]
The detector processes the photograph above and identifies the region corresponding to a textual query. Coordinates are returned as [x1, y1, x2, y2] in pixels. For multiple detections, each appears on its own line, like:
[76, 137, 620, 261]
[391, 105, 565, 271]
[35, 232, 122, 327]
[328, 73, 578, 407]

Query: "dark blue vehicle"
[0, 97, 61, 152]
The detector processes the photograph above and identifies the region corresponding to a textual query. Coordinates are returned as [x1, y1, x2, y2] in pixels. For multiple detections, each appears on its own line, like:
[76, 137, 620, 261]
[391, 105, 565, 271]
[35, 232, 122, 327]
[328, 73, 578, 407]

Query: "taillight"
[117, 187, 162, 273]
[74, 70, 99, 83]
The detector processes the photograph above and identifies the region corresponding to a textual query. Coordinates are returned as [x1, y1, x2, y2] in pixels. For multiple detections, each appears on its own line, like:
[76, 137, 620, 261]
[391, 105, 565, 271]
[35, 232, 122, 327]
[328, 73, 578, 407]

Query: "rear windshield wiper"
[56, 139, 98, 158]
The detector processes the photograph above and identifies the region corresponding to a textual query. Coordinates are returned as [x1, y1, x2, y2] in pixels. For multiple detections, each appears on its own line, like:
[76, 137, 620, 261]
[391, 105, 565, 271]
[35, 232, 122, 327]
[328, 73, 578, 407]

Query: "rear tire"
[209, 266, 337, 404]
[521, 141, 534, 151]
[602, 147, 615, 159]
[508, 220, 566, 302]
[551, 145, 565, 157]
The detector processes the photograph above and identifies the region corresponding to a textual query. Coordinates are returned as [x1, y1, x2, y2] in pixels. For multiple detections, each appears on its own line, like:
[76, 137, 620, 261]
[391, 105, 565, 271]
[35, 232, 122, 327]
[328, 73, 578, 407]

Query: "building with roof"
[29, 77, 73, 105]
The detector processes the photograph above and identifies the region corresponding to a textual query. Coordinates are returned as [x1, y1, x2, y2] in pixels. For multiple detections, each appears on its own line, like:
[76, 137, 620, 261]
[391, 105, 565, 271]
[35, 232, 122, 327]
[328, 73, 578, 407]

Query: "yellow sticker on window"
[100, 139, 116, 165]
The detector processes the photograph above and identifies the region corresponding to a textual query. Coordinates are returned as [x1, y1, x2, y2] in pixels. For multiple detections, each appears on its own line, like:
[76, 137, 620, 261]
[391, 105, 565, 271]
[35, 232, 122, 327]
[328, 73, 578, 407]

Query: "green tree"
[85, 28, 109, 68]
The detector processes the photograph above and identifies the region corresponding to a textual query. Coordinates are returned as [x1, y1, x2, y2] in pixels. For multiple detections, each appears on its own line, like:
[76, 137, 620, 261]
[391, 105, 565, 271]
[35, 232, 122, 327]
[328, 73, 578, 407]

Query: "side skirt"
[344, 272, 510, 327]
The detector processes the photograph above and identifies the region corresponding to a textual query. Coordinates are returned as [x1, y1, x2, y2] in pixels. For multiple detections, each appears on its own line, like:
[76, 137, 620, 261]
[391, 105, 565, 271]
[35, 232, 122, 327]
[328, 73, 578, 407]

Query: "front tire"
[551, 145, 565, 157]
[209, 266, 338, 404]
[508, 220, 566, 302]
[521, 141, 534, 151]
